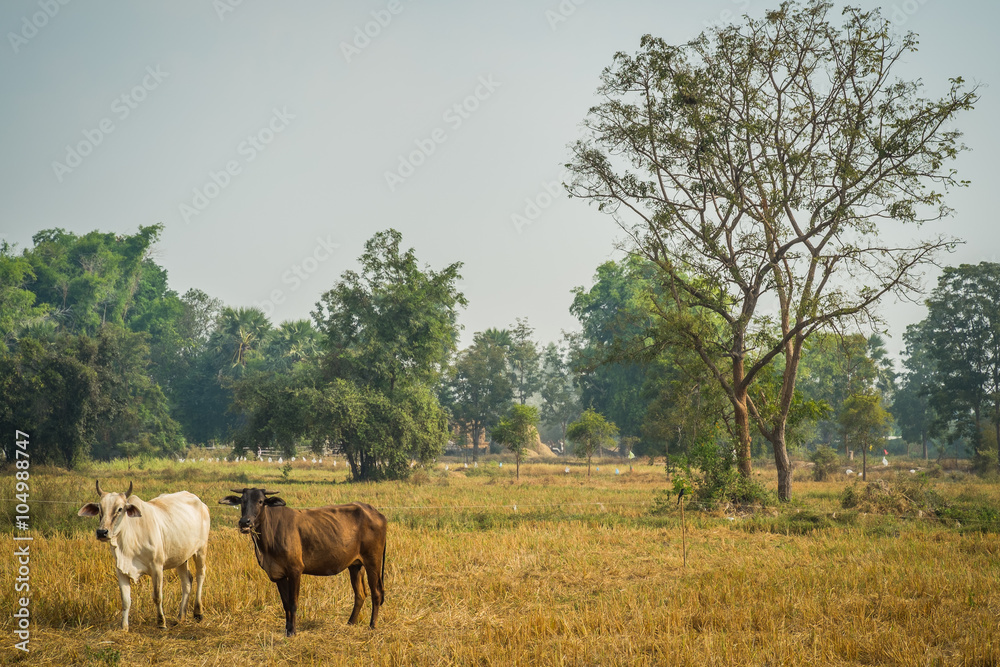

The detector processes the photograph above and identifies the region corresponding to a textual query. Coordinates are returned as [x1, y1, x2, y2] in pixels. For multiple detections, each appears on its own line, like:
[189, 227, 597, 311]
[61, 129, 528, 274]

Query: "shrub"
[970, 446, 999, 477]
[841, 473, 943, 515]
[809, 445, 840, 481]
[408, 469, 431, 486]
[681, 441, 774, 508]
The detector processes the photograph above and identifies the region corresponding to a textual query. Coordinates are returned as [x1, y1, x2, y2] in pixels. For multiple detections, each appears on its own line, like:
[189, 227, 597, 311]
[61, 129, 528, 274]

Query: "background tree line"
[4, 223, 995, 484]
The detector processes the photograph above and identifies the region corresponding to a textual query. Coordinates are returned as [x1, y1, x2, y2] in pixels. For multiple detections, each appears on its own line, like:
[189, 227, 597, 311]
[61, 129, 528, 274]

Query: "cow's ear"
[125, 504, 142, 518]
[219, 495, 242, 506]
[264, 496, 286, 507]
[78, 503, 100, 517]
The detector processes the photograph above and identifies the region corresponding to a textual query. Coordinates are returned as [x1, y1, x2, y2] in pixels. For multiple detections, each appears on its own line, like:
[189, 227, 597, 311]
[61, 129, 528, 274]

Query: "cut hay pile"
[523, 426, 558, 458]
[841, 474, 942, 515]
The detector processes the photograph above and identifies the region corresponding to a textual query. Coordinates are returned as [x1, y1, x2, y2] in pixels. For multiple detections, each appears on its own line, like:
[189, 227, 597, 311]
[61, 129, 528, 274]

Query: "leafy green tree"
[797, 333, 878, 454]
[305, 380, 448, 480]
[567, 408, 618, 477]
[0, 335, 98, 467]
[840, 393, 891, 481]
[311, 229, 465, 480]
[567, 3, 976, 499]
[921, 263, 1000, 468]
[213, 306, 272, 373]
[491, 404, 540, 479]
[0, 325, 182, 465]
[25, 225, 167, 335]
[266, 319, 322, 371]
[231, 368, 313, 457]
[539, 341, 581, 448]
[87, 324, 184, 459]
[508, 318, 542, 405]
[641, 343, 730, 460]
[868, 334, 897, 402]
[479, 328, 512, 348]
[892, 323, 936, 459]
[0, 241, 51, 352]
[443, 332, 513, 462]
[570, 257, 658, 442]
[314, 229, 465, 392]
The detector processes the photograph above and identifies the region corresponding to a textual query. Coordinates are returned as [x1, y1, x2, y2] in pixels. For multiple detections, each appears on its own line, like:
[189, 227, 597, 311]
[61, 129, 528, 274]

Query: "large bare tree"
[567, 1, 977, 500]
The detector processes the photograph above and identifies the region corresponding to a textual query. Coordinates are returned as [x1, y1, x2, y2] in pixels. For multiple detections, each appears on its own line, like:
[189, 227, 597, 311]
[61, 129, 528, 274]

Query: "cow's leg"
[116, 569, 132, 632]
[363, 559, 383, 629]
[151, 566, 167, 628]
[347, 563, 366, 625]
[192, 545, 207, 621]
[286, 573, 301, 637]
[275, 578, 294, 637]
[177, 560, 192, 622]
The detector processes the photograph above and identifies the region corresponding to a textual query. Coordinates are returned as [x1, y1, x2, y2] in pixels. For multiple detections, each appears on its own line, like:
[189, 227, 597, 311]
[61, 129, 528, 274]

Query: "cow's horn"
[125, 481, 133, 498]
[230, 488, 248, 494]
[96, 479, 104, 497]
[262, 489, 280, 495]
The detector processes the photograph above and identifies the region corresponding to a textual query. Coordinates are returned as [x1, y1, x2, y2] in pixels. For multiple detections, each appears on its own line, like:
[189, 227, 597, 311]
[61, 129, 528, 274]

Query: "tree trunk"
[768, 424, 793, 502]
[472, 423, 481, 463]
[922, 430, 927, 460]
[733, 386, 753, 478]
[862, 442, 867, 481]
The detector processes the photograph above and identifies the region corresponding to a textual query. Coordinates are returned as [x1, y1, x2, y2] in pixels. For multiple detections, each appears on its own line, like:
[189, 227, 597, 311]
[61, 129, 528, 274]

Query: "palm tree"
[214, 307, 272, 373]
[268, 319, 321, 368]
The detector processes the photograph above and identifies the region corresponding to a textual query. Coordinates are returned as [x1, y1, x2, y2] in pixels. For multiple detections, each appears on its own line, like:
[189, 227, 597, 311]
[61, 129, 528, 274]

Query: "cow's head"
[219, 488, 284, 534]
[77, 480, 141, 542]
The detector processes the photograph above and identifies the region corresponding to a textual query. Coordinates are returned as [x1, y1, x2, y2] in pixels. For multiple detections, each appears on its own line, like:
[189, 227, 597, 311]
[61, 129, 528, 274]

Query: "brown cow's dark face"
[219, 488, 284, 533]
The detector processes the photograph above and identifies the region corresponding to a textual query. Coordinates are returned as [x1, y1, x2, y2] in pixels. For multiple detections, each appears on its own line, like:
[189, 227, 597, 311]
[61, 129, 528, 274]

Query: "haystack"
[524, 426, 558, 458]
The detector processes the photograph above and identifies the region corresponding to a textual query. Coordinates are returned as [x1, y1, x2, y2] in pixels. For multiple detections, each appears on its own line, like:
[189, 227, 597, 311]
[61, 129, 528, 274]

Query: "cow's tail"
[380, 535, 387, 603]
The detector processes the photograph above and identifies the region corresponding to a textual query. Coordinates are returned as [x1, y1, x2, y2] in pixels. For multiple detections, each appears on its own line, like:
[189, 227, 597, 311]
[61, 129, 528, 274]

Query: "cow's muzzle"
[96, 528, 109, 541]
[238, 520, 251, 534]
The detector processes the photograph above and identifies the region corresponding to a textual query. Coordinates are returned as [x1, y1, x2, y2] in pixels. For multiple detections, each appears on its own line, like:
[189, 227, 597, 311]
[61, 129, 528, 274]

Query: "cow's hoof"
[194, 613, 203, 622]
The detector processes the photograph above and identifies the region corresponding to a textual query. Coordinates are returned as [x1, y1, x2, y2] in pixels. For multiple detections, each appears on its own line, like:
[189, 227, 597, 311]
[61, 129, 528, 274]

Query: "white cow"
[78, 480, 210, 631]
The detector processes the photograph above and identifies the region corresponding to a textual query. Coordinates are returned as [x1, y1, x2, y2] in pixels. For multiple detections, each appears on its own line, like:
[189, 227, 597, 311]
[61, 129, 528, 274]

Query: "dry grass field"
[2, 456, 999, 666]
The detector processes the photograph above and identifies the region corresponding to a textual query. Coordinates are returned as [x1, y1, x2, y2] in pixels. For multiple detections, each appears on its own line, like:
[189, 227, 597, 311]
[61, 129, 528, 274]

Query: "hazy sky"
[2, 1, 998, 360]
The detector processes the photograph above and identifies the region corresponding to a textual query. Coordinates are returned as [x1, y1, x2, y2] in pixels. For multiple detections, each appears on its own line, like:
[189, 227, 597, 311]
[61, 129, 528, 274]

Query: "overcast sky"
[2, 0, 998, 361]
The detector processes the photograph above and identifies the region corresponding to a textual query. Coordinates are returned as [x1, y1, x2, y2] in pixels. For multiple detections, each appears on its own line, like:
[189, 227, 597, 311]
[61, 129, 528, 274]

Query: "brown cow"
[219, 488, 386, 636]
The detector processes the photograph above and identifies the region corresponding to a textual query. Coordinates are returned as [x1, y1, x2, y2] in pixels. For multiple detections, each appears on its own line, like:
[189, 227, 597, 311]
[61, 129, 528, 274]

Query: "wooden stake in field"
[678, 488, 687, 568]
